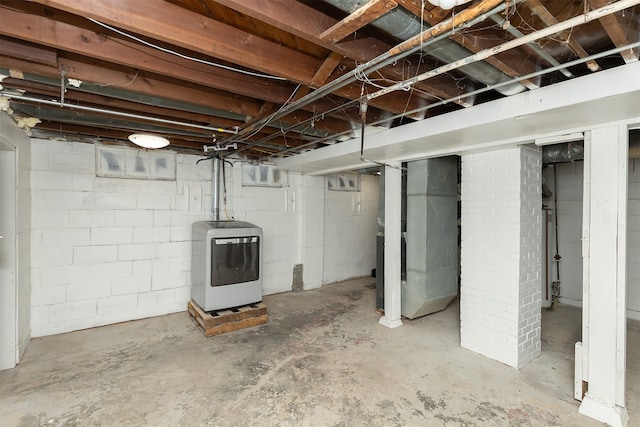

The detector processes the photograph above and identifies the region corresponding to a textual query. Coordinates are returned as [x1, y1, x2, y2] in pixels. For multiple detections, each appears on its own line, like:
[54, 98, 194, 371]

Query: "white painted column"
[578, 126, 629, 427]
[460, 147, 542, 368]
[0, 112, 30, 370]
[379, 163, 402, 328]
[0, 148, 17, 370]
[300, 175, 324, 290]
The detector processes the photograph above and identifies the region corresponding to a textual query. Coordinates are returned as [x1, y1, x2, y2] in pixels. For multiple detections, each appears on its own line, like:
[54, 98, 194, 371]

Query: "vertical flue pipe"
[212, 157, 220, 221]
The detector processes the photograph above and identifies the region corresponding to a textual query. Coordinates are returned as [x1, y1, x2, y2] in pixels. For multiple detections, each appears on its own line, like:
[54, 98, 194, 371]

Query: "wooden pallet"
[187, 300, 268, 337]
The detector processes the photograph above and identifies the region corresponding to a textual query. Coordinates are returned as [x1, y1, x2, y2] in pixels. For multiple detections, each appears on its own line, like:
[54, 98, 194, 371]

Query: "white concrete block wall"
[30, 139, 212, 337]
[548, 159, 640, 320]
[30, 138, 380, 336]
[460, 146, 542, 368]
[222, 165, 378, 293]
[323, 174, 379, 284]
[222, 165, 302, 295]
[543, 162, 584, 306]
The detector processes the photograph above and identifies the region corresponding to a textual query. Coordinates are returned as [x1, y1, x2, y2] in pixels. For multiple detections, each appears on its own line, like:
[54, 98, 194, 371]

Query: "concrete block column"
[379, 163, 403, 329]
[460, 146, 542, 368]
[578, 126, 629, 427]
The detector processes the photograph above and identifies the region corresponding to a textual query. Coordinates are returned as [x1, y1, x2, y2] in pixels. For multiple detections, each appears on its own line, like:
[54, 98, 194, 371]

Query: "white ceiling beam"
[276, 61, 640, 175]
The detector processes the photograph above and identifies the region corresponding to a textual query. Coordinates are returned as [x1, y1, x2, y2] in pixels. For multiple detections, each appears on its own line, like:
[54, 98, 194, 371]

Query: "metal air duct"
[542, 142, 584, 164]
[324, 0, 526, 96]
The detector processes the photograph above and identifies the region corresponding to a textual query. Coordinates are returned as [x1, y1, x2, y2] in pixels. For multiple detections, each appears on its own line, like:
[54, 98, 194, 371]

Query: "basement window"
[96, 146, 175, 180]
[242, 164, 287, 188]
[327, 173, 360, 192]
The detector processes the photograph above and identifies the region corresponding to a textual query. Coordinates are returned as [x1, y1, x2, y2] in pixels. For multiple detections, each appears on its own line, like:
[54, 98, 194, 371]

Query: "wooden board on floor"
[187, 300, 268, 337]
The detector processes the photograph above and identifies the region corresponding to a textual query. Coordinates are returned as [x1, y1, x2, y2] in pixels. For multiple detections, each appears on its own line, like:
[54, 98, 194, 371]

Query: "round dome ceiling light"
[128, 133, 170, 149]
[428, 0, 473, 10]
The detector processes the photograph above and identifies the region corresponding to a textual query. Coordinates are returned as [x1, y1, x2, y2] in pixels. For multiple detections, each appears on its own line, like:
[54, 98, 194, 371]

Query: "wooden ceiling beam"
[34, 80, 345, 143]
[0, 4, 411, 126]
[0, 5, 280, 116]
[32, 115, 308, 152]
[35, 120, 210, 151]
[397, 0, 541, 90]
[0, 54, 246, 121]
[525, 0, 601, 71]
[589, 0, 639, 63]
[10, 98, 225, 139]
[214, 0, 472, 104]
[31, 0, 322, 84]
[0, 37, 58, 67]
[214, 0, 381, 61]
[244, 102, 277, 126]
[2, 77, 244, 127]
[11, 97, 225, 138]
[320, 0, 398, 43]
[311, 52, 345, 89]
[0, 53, 355, 137]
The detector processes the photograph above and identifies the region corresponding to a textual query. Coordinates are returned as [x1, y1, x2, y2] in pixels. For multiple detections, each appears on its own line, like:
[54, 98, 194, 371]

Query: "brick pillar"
[460, 146, 542, 368]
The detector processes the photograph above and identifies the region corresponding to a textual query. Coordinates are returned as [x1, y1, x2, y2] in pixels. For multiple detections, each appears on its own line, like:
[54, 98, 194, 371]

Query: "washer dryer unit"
[191, 220, 263, 311]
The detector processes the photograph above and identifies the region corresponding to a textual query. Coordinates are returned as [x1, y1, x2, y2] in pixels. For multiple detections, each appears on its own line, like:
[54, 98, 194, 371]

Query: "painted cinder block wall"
[30, 140, 213, 336]
[323, 175, 379, 285]
[29, 139, 378, 337]
[460, 146, 542, 368]
[543, 160, 640, 320]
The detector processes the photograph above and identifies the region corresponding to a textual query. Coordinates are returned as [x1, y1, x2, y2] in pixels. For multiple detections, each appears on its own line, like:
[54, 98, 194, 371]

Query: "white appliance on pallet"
[191, 220, 263, 311]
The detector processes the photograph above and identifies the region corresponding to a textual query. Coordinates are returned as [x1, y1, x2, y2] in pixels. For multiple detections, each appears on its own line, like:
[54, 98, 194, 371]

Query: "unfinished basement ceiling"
[0, 0, 638, 159]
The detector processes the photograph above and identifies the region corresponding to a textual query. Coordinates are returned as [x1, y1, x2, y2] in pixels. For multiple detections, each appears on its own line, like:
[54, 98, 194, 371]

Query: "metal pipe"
[325, 0, 526, 95]
[0, 94, 238, 134]
[395, 41, 640, 122]
[367, 0, 640, 101]
[270, 40, 640, 158]
[552, 164, 561, 309]
[488, 14, 573, 79]
[545, 207, 549, 301]
[228, 0, 511, 155]
[212, 157, 220, 221]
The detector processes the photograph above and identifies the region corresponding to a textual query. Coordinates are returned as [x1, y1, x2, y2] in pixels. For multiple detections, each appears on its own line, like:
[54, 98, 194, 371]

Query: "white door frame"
[0, 140, 17, 370]
[577, 125, 629, 426]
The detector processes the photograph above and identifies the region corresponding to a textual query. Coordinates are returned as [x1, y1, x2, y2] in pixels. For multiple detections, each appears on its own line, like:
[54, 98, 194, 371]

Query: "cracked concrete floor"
[1, 277, 638, 426]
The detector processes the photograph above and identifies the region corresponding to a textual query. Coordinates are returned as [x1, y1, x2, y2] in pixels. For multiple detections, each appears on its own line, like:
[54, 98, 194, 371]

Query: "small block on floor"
[187, 300, 268, 337]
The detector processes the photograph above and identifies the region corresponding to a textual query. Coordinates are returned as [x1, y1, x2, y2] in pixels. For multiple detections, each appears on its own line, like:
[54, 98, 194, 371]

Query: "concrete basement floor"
[1, 277, 638, 427]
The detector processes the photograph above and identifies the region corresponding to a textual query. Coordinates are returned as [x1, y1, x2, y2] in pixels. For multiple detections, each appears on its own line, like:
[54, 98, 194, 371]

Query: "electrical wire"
[229, 84, 303, 144]
[366, 0, 639, 102]
[268, 39, 640, 159]
[87, 18, 287, 81]
[227, 1, 515, 157]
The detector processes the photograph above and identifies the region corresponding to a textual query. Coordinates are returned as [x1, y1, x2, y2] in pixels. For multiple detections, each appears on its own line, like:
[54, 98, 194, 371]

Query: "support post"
[379, 163, 403, 328]
[460, 147, 542, 367]
[578, 126, 629, 427]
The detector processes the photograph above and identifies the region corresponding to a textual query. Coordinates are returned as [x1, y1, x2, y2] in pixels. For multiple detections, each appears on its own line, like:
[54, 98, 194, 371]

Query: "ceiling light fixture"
[128, 133, 170, 149]
[428, 0, 473, 10]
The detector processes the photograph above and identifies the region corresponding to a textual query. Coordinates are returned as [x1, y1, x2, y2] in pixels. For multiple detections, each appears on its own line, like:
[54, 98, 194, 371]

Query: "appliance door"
[211, 236, 260, 286]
